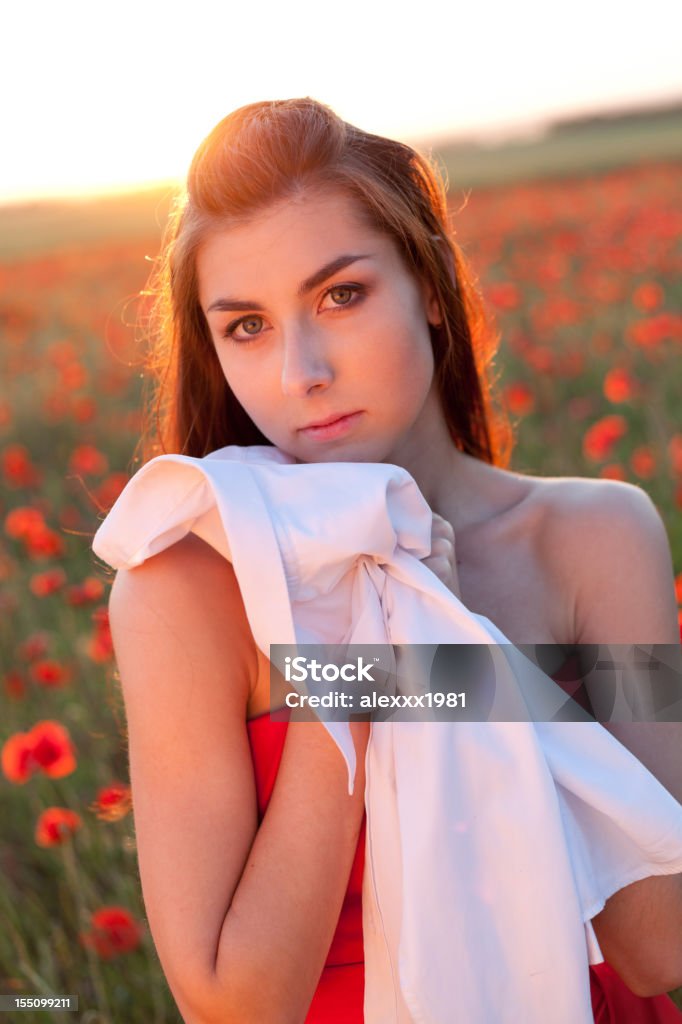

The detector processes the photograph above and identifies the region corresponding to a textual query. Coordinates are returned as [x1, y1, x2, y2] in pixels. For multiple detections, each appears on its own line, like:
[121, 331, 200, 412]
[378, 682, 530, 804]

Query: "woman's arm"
[431, 480, 682, 996]
[550, 479, 682, 996]
[108, 533, 368, 1024]
[568, 481, 682, 801]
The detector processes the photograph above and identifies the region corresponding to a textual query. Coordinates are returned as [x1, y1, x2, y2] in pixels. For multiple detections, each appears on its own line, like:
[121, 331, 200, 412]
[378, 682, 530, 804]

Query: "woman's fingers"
[423, 513, 461, 598]
[430, 512, 455, 541]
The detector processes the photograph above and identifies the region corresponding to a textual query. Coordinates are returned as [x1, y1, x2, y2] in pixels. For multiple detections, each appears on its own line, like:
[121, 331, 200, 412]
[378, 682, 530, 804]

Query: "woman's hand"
[422, 513, 461, 599]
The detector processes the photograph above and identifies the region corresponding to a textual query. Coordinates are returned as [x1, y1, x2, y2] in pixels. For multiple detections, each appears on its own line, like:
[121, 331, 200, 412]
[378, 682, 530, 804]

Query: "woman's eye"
[322, 283, 365, 309]
[222, 315, 264, 343]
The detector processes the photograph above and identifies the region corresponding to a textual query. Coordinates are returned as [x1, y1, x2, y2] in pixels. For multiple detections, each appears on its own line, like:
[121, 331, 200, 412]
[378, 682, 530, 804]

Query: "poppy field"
[1, 155, 681, 1021]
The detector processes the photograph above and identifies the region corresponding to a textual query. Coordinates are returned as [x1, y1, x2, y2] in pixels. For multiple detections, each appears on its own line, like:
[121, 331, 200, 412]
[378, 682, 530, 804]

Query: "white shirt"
[93, 444, 682, 1023]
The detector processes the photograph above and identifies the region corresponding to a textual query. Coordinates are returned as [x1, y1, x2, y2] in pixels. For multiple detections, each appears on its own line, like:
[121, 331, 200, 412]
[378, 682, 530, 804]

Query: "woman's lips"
[298, 411, 364, 441]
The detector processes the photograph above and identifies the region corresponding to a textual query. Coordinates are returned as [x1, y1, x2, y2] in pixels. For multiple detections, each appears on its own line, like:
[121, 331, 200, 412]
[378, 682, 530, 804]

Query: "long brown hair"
[136, 97, 513, 470]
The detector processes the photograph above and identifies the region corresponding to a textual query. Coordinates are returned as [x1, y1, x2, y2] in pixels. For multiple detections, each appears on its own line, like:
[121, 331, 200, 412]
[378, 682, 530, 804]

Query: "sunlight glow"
[2, 0, 680, 202]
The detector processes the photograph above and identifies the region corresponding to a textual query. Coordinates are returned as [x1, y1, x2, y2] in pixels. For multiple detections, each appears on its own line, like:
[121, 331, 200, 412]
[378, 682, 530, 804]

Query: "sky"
[2, 0, 681, 203]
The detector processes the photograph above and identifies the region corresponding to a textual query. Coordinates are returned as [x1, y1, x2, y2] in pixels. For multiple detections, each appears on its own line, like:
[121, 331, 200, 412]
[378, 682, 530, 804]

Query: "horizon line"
[2, 94, 681, 210]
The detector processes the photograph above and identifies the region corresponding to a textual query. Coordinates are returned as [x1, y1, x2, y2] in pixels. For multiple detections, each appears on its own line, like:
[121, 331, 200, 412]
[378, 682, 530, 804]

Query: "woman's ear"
[420, 277, 443, 328]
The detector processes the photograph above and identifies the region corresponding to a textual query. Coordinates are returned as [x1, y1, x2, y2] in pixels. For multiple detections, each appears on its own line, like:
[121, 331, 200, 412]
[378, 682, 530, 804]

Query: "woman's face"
[196, 188, 444, 464]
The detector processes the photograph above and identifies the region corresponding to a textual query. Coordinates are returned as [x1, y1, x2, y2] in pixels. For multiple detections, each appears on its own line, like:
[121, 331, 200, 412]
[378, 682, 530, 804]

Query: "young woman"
[103, 98, 682, 1022]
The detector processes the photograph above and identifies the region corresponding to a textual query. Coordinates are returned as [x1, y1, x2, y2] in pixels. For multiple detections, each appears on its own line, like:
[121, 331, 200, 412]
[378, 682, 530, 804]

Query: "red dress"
[246, 710, 682, 1022]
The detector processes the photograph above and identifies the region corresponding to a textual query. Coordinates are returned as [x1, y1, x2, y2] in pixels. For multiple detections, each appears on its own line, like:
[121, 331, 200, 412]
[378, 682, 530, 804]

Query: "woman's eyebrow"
[205, 253, 374, 313]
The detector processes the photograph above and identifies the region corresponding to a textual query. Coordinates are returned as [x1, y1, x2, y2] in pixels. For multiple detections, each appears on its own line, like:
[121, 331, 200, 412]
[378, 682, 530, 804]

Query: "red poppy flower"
[30, 659, 71, 689]
[68, 444, 108, 477]
[80, 907, 143, 959]
[25, 527, 64, 560]
[505, 382, 535, 416]
[4, 506, 45, 540]
[632, 281, 663, 312]
[603, 367, 637, 404]
[4, 506, 66, 559]
[29, 568, 67, 597]
[582, 415, 628, 462]
[65, 577, 105, 606]
[35, 807, 83, 847]
[91, 783, 132, 822]
[630, 446, 656, 480]
[628, 313, 682, 349]
[92, 473, 130, 514]
[2, 444, 41, 488]
[1, 721, 77, 784]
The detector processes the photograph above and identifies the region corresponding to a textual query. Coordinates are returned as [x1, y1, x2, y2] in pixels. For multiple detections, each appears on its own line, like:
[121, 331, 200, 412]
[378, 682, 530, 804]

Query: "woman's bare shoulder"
[529, 472, 666, 641]
[527, 470, 628, 501]
[492, 467, 638, 538]
[480, 470, 626, 646]
[528, 471, 651, 536]
[108, 533, 258, 702]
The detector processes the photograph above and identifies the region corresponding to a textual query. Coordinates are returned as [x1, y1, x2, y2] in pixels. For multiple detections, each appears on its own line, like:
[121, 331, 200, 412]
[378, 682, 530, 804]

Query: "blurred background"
[1, 0, 681, 1019]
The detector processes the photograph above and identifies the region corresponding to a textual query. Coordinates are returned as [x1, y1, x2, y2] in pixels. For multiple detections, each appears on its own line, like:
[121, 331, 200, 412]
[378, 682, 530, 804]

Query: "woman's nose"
[280, 330, 334, 397]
